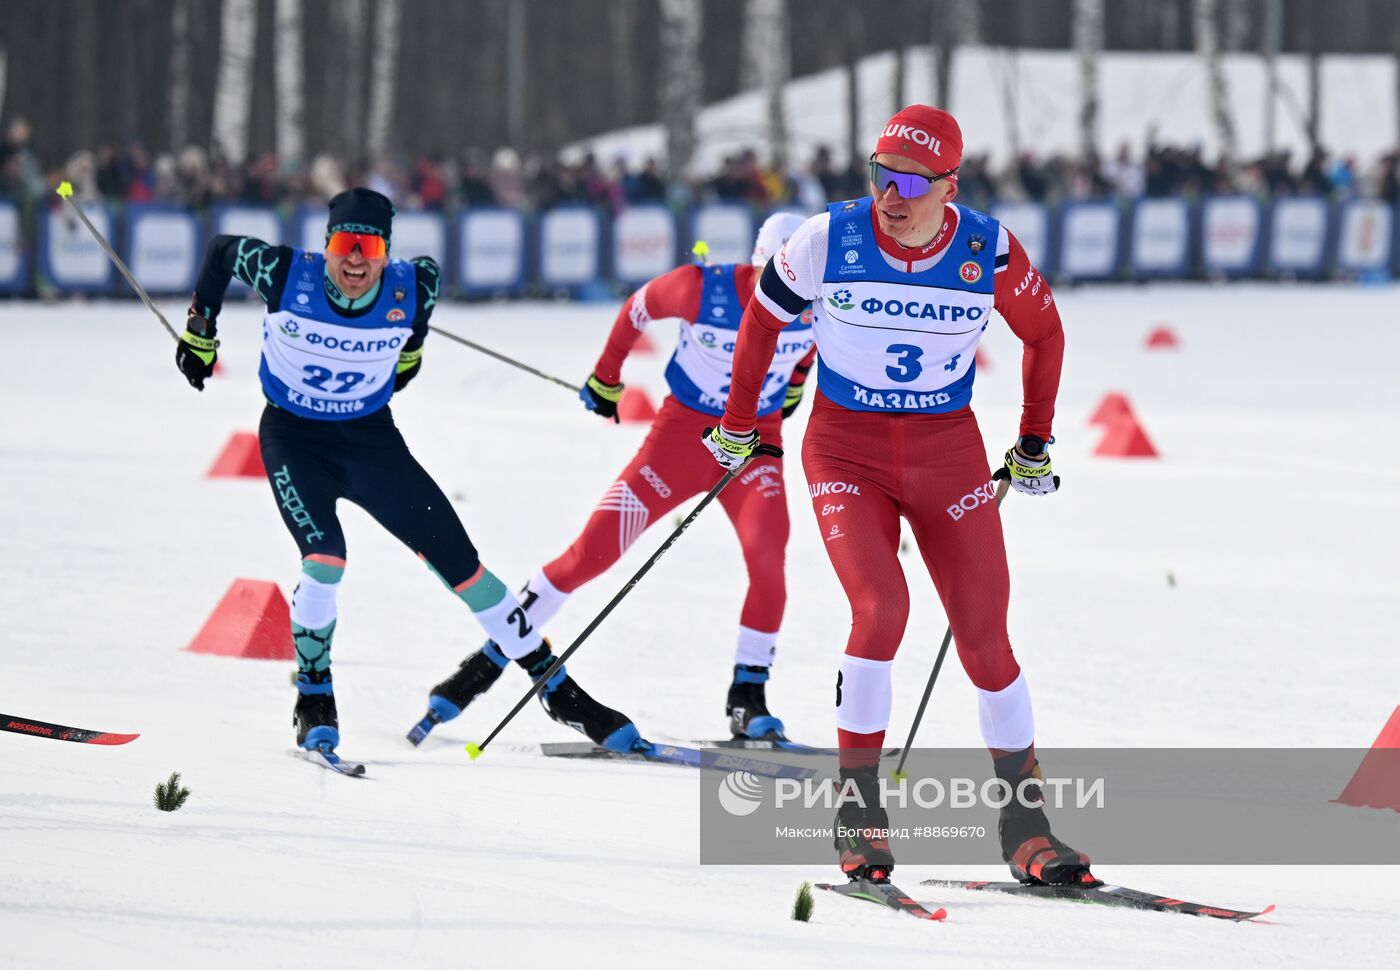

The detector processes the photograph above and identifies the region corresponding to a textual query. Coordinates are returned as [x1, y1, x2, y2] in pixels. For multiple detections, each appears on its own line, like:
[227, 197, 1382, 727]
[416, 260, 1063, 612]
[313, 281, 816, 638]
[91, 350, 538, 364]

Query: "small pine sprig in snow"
[792, 881, 814, 922]
[153, 771, 191, 812]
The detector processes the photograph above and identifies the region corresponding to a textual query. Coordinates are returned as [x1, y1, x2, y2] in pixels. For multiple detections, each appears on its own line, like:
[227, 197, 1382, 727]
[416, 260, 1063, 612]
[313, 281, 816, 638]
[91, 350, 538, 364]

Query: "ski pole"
[891, 477, 1009, 780]
[468, 443, 784, 760]
[54, 181, 178, 342]
[428, 324, 580, 393]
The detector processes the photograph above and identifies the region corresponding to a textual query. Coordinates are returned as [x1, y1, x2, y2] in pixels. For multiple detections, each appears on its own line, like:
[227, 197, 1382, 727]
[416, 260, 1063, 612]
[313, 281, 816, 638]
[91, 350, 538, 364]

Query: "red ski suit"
[543, 263, 816, 644]
[721, 203, 1065, 754]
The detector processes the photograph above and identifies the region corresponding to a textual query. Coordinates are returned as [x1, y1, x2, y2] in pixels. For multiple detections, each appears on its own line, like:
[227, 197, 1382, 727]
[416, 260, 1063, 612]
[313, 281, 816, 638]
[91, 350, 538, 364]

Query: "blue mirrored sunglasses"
[868, 158, 957, 199]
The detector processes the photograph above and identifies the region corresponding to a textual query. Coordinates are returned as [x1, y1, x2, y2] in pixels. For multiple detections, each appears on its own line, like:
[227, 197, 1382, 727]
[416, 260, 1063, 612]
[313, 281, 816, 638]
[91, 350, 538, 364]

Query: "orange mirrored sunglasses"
[325, 231, 387, 259]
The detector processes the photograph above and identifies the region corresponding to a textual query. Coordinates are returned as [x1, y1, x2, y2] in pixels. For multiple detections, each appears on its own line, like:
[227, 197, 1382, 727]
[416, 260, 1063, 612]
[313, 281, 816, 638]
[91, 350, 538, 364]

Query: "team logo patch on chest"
[959, 261, 983, 284]
[386, 308, 406, 322]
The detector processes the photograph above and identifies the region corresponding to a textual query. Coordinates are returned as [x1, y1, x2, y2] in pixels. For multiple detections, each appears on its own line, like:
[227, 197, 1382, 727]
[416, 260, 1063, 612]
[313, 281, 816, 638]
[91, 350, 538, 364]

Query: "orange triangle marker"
[186, 579, 293, 661]
[1335, 706, 1400, 812]
[207, 432, 265, 478]
[1088, 392, 1131, 427]
[1093, 411, 1159, 458]
[1145, 326, 1180, 349]
[617, 387, 658, 423]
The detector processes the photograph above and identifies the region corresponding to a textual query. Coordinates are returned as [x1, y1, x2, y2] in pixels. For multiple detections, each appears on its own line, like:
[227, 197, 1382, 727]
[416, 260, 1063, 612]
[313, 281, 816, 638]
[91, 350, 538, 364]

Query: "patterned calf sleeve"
[291, 555, 344, 674]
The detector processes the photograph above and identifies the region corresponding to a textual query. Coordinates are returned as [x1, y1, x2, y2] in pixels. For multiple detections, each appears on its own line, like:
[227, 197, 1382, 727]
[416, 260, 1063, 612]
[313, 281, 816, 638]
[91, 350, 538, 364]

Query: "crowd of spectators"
[3, 115, 1397, 218]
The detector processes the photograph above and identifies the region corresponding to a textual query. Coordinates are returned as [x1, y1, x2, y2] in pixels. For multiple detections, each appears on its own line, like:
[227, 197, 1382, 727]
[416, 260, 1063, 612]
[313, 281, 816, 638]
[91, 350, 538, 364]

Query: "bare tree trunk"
[742, 0, 789, 166]
[275, 0, 305, 169]
[1306, 6, 1322, 156]
[609, 0, 639, 125]
[1394, 18, 1400, 160]
[1262, 0, 1281, 152]
[0, 47, 8, 132]
[658, 0, 703, 180]
[896, 0, 907, 111]
[1194, 0, 1236, 163]
[366, 0, 402, 163]
[930, 0, 976, 109]
[929, 0, 952, 107]
[844, 7, 863, 167]
[1222, 0, 1248, 51]
[340, 0, 368, 157]
[1073, 0, 1103, 162]
[505, 0, 527, 151]
[212, 0, 258, 165]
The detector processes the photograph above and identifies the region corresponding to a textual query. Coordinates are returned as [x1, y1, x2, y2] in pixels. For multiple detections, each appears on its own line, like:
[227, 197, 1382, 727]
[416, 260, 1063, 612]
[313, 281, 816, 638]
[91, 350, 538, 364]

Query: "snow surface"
[2, 284, 1397, 968]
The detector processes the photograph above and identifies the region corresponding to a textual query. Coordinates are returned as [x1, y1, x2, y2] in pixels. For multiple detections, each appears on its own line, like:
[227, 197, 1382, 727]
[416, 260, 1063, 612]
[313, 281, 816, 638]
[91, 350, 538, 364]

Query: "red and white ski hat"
[874, 105, 963, 177]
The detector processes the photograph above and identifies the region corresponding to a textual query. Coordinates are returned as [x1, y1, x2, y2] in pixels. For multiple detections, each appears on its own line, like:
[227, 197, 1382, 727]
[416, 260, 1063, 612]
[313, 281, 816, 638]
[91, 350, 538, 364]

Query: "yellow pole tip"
[465, 742, 484, 760]
[691, 240, 710, 257]
[891, 769, 908, 782]
[56, 181, 74, 199]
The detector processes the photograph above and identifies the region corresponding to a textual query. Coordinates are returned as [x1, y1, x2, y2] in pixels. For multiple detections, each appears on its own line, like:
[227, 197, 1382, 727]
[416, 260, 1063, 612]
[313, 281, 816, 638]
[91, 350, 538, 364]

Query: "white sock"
[734, 626, 778, 667]
[520, 568, 570, 628]
[291, 574, 338, 630]
[977, 671, 1036, 750]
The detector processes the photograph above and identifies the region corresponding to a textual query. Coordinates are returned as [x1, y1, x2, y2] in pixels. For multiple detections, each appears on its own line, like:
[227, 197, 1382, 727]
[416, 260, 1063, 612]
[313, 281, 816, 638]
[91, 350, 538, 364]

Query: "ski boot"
[524, 645, 641, 753]
[996, 756, 1099, 887]
[726, 664, 786, 740]
[835, 765, 895, 883]
[407, 641, 509, 745]
[294, 669, 339, 752]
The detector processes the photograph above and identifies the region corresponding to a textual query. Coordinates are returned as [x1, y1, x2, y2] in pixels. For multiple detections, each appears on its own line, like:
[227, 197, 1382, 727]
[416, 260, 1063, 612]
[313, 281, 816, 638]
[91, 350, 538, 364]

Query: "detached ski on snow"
[920, 879, 1273, 921]
[816, 878, 947, 921]
[1, 714, 139, 745]
[541, 741, 816, 780]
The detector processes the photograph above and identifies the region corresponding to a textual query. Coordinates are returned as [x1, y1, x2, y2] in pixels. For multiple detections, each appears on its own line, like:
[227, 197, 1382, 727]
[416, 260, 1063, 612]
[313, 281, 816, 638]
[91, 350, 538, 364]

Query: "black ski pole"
[467, 443, 784, 760]
[55, 181, 178, 341]
[428, 325, 580, 393]
[892, 478, 1009, 780]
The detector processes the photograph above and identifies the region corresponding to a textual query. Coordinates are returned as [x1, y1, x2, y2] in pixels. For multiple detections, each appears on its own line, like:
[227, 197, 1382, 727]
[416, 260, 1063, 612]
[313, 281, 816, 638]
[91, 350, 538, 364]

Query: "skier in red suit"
[704, 106, 1096, 889]
[414, 214, 817, 744]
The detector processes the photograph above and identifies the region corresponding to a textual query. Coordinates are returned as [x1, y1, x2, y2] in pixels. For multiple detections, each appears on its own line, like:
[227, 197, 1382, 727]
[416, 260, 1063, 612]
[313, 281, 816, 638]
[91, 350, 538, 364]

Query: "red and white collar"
[870, 203, 959, 273]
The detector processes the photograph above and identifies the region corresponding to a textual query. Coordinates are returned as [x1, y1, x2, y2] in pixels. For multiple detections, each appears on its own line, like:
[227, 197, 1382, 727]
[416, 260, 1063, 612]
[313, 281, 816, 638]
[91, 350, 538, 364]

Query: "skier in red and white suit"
[704, 106, 1096, 888]
[418, 215, 816, 743]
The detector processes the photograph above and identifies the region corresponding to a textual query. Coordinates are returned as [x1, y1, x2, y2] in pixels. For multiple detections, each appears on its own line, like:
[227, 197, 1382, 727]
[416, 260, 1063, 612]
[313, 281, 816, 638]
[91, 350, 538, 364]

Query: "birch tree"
[211, 0, 258, 165]
[1194, 0, 1237, 163]
[741, 0, 790, 166]
[658, 0, 703, 180]
[1073, 0, 1103, 161]
[366, 0, 402, 162]
[275, 0, 305, 169]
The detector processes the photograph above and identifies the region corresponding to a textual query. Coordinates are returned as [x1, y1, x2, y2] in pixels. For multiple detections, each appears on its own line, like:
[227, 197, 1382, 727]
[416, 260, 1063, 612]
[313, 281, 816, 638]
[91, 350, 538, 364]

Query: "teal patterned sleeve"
[192, 235, 294, 322]
[402, 256, 441, 352]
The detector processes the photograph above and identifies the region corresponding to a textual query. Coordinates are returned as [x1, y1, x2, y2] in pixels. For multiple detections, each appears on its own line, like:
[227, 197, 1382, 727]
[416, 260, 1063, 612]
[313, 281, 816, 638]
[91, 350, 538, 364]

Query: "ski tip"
[1258, 904, 1276, 917]
[88, 732, 140, 745]
[925, 906, 948, 921]
[465, 742, 484, 761]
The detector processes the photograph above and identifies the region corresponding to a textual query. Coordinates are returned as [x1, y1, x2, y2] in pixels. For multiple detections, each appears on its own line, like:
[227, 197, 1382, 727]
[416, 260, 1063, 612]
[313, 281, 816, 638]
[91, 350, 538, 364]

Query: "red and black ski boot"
[834, 765, 896, 882]
[994, 751, 1099, 886]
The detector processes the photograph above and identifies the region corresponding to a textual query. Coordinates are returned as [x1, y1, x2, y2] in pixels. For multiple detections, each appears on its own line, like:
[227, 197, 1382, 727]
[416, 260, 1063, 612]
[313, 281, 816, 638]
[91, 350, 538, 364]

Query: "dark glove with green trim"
[176, 308, 218, 391]
[782, 360, 813, 419]
[992, 435, 1060, 496]
[394, 347, 423, 391]
[579, 373, 624, 423]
